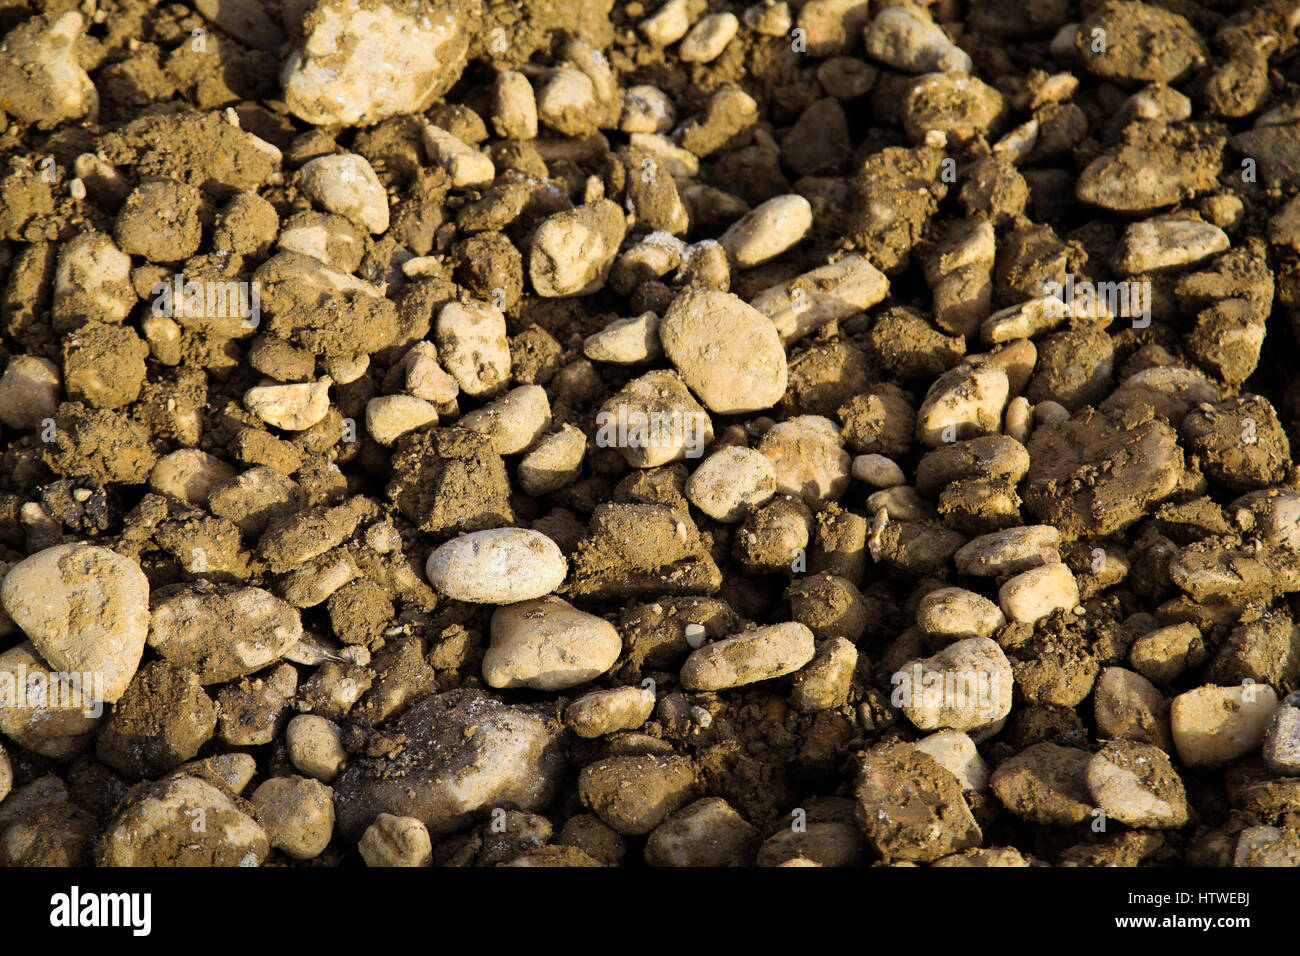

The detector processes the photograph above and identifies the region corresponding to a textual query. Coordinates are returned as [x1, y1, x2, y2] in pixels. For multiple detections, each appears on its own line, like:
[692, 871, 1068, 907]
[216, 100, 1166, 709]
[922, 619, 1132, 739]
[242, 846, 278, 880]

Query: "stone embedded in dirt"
[718, 194, 812, 268]
[297, 153, 390, 234]
[578, 755, 697, 835]
[913, 731, 988, 793]
[52, 232, 135, 330]
[435, 298, 512, 398]
[0, 355, 61, 430]
[457, 385, 552, 455]
[915, 364, 1009, 448]
[0, 12, 97, 128]
[863, 6, 972, 74]
[485, 595, 622, 691]
[644, 797, 760, 867]
[583, 311, 662, 364]
[359, 814, 433, 867]
[251, 775, 335, 860]
[789, 635, 858, 713]
[286, 714, 347, 782]
[149, 449, 239, 509]
[0, 642, 103, 760]
[1263, 695, 1300, 776]
[244, 377, 334, 431]
[529, 200, 628, 297]
[684, 446, 777, 522]
[115, 178, 205, 262]
[990, 742, 1094, 826]
[998, 562, 1079, 625]
[147, 583, 303, 684]
[915, 435, 1028, 499]
[95, 661, 218, 779]
[1094, 667, 1173, 751]
[1075, 1, 1207, 85]
[281, 0, 470, 127]
[749, 254, 890, 344]
[1086, 740, 1189, 829]
[365, 394, 439, 446]
[565, 686, 655, 738]
[97, 773, 268, 867]
[1, 543, 149, 704]
[894, 636, 1013, 733]
[518, 424, 587, 496]
[596, 369, 714, 469]
[334, 689, 565, 840]
[758, 415, 852, 507]
[1113, 214, 1230, 275]
[426, 528, 568, 604]
[1181, 395, 1291, 493]
[902, 72, 1005, 147]
[1128, 623, 1207, 685]
[854, 745, 982, 862]
[1170, 684, 1279, 770]
[679, 622, 814, 691]
[660, 288, 788, 414]
[917, 587, 1005, 644]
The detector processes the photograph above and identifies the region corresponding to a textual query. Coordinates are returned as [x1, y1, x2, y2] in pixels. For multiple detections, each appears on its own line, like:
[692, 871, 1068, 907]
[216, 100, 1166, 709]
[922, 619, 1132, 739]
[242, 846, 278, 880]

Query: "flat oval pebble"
[425, 529, 568, 604]
[485, 596, 622, 691]
[680, 622, 815, 691]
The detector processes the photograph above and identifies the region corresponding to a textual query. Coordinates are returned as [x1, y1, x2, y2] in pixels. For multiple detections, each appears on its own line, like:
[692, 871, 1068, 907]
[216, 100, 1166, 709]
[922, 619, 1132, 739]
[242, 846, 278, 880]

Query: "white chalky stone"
[426, 529, 568, 604]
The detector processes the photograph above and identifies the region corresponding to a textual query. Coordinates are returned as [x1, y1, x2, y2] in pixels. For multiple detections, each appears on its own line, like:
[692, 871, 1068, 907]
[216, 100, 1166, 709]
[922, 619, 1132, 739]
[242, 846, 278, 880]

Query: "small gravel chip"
[679, 12, 739, 63]
[518, 424, 587, 496]
[458, 385, 552, 455]
[564, 686, 656, 738]
[244, 377, 333, 431]
[422, 124, 496, 188]
[917, 587, 1006, 643]
[998, 562, 1079, 624]
[718, 195, 813, 268]
[426, 528, 568, 604]
[365, 394, 439, 446]
[148, 584, 302, 684]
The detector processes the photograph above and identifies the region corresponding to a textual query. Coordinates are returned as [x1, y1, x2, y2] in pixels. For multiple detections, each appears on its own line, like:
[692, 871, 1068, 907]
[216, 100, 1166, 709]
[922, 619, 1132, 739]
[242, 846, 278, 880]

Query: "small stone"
[1129, 622, 1206, 684]
[789, 636, 858, 713]
[0, 744, 9, 803]
[852, 454, 905, 487]
[679, 12, 739, 63]
[954, 526, 1061, 576]
[565, 686, 656, 738]
[359, 814, 433, 867]
[1263, 694, 1300, 776]
[297, 153, 390, 234]
[660, 289, 788, 414]
[917, 587, 1006, 644]
[244, 377, 333, 431]
[0, 642, 103, 760]
[578, 755, 697, 835]
[148, 584, 302, 684]
[990, 742, 1093, 825]
[435, 299, 511, 398]
[1, 543, 149, 703]
[854, 745, 981, 862]
[595, 369, 714, 468]
[684, 446, 777, 522]
[863, 6, 972, 74]
[493, 71, 538, 140]
[998, 562, 1079, 624]
[0, 356, 62, 430]
[53, 232, 135, 329]
[583, 312, 662, 364]
[1086, 740, 1189, 829]
[286, 714, 347, 782]
[485, 596, 622, 691]
[892, 637, 1013, 733]
[916, 364, 1010, 448]
[757, 415, 852, 507]
[718, 195, 813, 268]
[1112, 214, 1230, 276]
[0, 12, 97, 128]
[148, 449, 238, 508]
[620, 85, 676, 134]
[529, 200, 628, 297]
[95, 662, 217, 779]
[1094, 667, 1173, 751]
[750, 254, 890, 345]
[1170, 684, 1279, 769]
[422, 124, 496, 189]
[518, 424, 586, 496]
[680, 622, 815, 691]
[458, 385, 552, 455]
[365, 395, 439, 446]
[641, 0, 693, 46]
[644, 797, 759, 866]
[537, 68, 600, 137]
[913, 731, 989, 792]
[426, 528, 568, 604]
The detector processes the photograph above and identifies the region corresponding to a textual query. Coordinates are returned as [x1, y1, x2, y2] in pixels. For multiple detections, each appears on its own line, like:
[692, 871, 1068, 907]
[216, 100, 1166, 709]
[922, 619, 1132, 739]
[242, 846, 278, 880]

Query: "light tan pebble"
[286, 714, 347, 782]
[0, 642, 103, 759]
[758, 415, 852, 507]
[457, 385, 552, 455]
[620, 85, 676, 134]
[251, 776, 335, 860]
[628, 132, 700, 181]
[893, 637, 1014, 733]
[1230, 489, 1300, 551]
[641, 0, 693, 45]
[1112, 214, 1230, 276]
[397, 341, 459, 404]
[584, 312, 662, 364]
[659, 289, 788, 414]
[794, 0, 872, 57]
[562, 39, 620, 119]
[914, 730, 989, 792]
[0, 12, 96, 127]
[359, 814, 432, 867]
[852, 453, 905, 487]
[789, 636, 858, 712]
[679, 12, 739, 63]
[565, 686, 656, 737]
[148, 585, 302, 684]
[322, 352, 369, 384]
[718, 195, 813, 268]
[434, 299, 511, 397]
[932, 848, 1029, 867]
[992, 117, 1039, 164]
[1120, 84, 1192, 125]
[685, 446, 777, 522]
[1049, 22, 1079, 57]
[902, 72, 1004, 146]
[1004, 396, 1033, 443]
[677, 239, 730, 291]
[750, 255, 889, 344]
[916, 364, 1010, 447]
[1032, 399, 1070, 425]
[865, 486, 933, 521]
[680, 622, 816, 691]
[365, 395, 438, 446]
[53, 232, 135, 327]
[279, 552, 359, 609]
[141, 312, 183, 365]
[923, 218, 996, 339]
[1171, 684, 1279, 769]
[529, 200, 628, 297]
[595, 369, 714, 468]
[1086, 741, 1188, 829]
[422, 124, 496, 189]
[243, 376, 332, 431]
[0, 742, 9, 802]
[611, 232, 685, 294]
[743, 0, 792, 36]
[863, 5, 972, 73]
[297, 153, 389, 234]
[486, 596, 622, 691]
[0, 356, 61, 430]
[998, 562, 1079, 625]
[281, 0, 468, 127]
[918, 587, 1006, 643]
[1234, 826, 1300, 867]
[518, 424, 587, 496]
[1, 543, 149, 703]
[1094, 667, 1173, 750]
[645, 797, 761, 866]
[426, 528, 568, 604]
[492, 70, 538, 140]
[536, 67, 600, 137]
